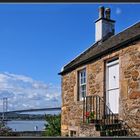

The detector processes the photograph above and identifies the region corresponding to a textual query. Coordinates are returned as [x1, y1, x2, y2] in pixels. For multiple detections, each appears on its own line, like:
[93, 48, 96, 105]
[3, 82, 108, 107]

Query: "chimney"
[95, 6, 115, 42]
[99, 6, 104, 18]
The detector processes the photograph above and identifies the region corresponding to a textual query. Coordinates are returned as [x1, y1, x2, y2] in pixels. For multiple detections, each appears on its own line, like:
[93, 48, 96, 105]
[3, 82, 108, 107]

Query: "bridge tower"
[2, 97, 8, 120]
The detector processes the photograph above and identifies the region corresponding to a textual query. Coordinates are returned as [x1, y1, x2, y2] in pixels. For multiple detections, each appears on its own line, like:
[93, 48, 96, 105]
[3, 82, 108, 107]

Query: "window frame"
[69, 130, 77, 137]
[77, 68, 87, 101]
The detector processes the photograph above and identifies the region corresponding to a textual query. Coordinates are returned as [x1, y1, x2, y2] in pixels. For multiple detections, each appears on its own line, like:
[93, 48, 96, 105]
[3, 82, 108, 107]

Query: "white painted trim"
[106, 58, 119, 114]
[78, 68, 86, 101]
[106, 59, 119, 67]
[75, 65, 87, 103]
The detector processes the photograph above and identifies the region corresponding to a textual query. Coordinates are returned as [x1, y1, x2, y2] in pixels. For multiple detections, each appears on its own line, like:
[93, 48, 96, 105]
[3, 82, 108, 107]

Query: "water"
[6, 120, 46, 132]
[5, 111, 61, 132]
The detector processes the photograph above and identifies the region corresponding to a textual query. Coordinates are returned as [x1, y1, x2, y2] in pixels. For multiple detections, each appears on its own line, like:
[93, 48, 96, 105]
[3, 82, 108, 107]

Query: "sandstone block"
[131, 70, 139, 81]
[129, 91, 140, 99]
[61, 125, 68, 130]
[121, 80, 128, 98]
[129, 81, 138, 89]
[127, 63, 135, 70]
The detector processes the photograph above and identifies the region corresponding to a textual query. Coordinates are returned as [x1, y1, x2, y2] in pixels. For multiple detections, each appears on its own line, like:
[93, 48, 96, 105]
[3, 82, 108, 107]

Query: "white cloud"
[0, 72, 61, 112]
[116, 7, 122, 15]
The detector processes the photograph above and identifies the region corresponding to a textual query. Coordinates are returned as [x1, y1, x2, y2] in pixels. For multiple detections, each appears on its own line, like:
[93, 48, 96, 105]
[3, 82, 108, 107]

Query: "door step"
[100, 129, 128, 136]
[95, 123, 122, 131]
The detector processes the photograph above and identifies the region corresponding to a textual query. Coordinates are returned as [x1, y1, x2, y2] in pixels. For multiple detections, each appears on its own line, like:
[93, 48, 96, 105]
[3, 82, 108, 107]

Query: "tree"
[43, 114, 61, 136]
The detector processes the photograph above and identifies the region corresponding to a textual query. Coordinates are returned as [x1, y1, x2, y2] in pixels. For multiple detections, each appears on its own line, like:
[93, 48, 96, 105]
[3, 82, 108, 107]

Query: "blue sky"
[0, 3, 139, 111]
[0, 3, 139, 84]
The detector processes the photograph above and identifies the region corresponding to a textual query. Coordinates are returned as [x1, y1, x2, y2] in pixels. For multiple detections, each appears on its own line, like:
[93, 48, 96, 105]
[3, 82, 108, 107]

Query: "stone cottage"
[59, 6, 140, 137]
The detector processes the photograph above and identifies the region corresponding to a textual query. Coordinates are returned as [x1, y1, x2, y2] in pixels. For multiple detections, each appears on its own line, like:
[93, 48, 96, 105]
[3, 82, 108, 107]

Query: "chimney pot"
[99, 6, 104, 18]
[105, 8, 111, 19]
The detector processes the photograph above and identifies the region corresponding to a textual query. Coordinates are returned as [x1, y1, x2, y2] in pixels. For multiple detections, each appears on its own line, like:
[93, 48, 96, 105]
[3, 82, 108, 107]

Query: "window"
[70, 130, 77, 137]
[78, 68, 86, 101]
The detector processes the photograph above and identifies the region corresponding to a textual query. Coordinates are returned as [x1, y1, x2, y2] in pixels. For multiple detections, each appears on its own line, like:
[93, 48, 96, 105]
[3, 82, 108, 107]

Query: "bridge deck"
[1, 107, 61, 113]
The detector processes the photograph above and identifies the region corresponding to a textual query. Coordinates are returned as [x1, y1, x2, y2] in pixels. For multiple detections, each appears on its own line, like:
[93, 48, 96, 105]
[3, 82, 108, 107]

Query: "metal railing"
[83, 95, 137, 136]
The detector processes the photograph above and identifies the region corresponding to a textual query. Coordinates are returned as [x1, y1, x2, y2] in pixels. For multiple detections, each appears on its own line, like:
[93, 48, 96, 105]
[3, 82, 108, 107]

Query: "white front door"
[106, 59, 119, 114]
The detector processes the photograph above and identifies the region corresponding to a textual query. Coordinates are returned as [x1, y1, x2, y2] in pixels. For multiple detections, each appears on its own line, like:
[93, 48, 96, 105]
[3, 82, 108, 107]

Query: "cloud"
[116, 7, 122, 15]
[0, 72, 61, 112]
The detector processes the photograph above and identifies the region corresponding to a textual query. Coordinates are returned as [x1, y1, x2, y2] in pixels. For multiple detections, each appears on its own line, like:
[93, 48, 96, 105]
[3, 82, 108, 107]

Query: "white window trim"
[78, 68, 86, 101]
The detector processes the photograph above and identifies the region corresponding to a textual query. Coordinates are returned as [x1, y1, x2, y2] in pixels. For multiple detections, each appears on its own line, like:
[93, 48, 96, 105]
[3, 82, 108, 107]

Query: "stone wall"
[88, 59, 104, 97]
[79, 124, 100, 137]
[61, 71, 83, 136]
[61, 40, 140, 136]
[119, 42, 140, 135]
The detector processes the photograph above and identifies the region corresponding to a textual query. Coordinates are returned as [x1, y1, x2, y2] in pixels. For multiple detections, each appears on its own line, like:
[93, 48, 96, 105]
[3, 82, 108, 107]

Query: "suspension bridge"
[0, 97, 61, 121]
[5, 107, 61, 113]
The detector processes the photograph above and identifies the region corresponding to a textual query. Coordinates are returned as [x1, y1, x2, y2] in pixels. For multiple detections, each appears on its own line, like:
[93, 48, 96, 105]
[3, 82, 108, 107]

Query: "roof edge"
[59, 34, 140, 75]
[59, 21, 140, 75]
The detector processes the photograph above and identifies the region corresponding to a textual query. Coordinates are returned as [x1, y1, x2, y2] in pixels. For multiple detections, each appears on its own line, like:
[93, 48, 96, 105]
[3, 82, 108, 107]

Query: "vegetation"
[43, 114, 61, 136]
[0, 121, 17, 136]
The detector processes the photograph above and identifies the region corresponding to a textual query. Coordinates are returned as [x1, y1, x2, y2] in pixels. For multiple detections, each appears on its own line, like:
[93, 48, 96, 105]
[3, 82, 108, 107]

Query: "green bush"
[43, 114, 61, 136]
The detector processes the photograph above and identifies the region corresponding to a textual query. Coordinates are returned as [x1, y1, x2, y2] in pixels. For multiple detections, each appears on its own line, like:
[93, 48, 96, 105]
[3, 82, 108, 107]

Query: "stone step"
[89, 118, 119, 124]
[103, 114, 119, 118]
[95, 123, 122, 131]
[101, 118, 119, 124]
[100, 129, 128, 136]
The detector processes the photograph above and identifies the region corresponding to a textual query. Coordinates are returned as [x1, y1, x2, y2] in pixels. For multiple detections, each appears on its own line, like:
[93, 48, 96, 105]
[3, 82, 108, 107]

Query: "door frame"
[104, 57, 119, 115]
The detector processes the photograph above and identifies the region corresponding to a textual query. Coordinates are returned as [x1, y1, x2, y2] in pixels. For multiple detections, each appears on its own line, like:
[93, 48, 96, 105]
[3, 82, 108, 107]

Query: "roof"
[59, 21, 140, 75]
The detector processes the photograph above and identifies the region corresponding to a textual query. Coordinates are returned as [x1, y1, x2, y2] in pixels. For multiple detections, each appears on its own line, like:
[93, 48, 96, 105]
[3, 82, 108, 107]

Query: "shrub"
[43, 114, 61, 136]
